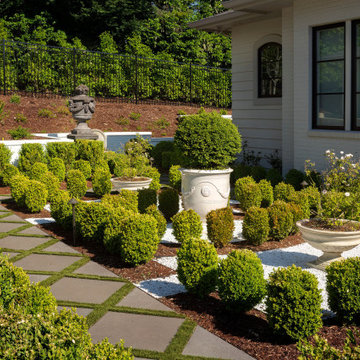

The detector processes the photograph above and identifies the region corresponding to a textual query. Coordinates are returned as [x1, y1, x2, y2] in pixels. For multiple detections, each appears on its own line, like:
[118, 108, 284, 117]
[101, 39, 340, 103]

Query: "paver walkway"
[0, 198, 254, 360]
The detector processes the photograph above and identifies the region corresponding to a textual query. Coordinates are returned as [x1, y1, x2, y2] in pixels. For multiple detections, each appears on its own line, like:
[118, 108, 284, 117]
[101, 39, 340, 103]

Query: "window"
[352, 21, 360, 130]
[312, 23, 345, 129]
[258, 42, 282, 98]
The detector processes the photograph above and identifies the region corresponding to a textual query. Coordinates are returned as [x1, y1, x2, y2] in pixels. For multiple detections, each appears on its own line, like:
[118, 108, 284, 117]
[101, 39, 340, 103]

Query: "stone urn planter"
[111, 177, 152, 191]
[296, 219, 360, 270]
[181, 168, 233, 219]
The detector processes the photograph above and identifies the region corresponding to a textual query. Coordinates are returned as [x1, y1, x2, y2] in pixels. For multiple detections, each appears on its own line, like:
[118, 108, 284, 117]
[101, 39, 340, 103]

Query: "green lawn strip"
[0, 213, 12, 218]
[0, 223, 33, 239]
[66, 272, 128, 283]
[34, 250, 82, 257]
[26, 270, 56, 276]
[9, 232, 52, 238]
[56, 300, 97, 309]
[130, 348, 164, 359]
[39, 256, 90, 287]
[109, 305, 185, 319]
[163, 319, 197, 358]
[86, 283, 135, 327]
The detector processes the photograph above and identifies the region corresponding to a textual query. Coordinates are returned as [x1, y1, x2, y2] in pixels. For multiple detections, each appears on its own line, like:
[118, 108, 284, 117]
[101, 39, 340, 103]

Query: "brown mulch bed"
[0, 94, 228, 140]
[2, 197, 358, 359]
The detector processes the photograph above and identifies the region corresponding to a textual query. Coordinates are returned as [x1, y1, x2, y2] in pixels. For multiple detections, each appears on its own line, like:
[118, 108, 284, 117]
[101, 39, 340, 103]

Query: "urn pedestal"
[181, 168, 232, 219]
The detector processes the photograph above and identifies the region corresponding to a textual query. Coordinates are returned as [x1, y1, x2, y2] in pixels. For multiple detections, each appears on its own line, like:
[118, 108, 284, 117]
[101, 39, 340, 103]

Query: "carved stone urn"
[67, 84, 98, 140]
[181, 168, 233, 219]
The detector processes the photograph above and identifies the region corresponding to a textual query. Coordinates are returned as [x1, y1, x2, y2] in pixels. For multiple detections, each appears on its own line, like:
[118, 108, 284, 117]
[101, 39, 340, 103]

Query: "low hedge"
[72, 159, 92, 180]
[75, 140, 104, 171]
[102, 190, 138, 213]
[46, 142, 76, 167]
[66, 169, 87, 199]
[24, 180, 48, 213]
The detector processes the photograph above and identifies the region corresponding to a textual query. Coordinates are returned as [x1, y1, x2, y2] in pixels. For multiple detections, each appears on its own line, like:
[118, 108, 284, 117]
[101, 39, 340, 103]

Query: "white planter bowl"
[111, 177, 152, 191]
[297, 219, 360, 270]
[181, 168, 232, 219]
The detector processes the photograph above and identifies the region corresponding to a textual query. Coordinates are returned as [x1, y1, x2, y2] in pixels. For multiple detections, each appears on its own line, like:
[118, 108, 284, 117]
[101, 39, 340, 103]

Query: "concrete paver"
[116, 287, 171, 311]
[14, 253, 81, 272]
[17, 226, 49, 236]
[58, 306, 93, 317]
[1, 251, 19, 258]
[28, 274, 51, 283]
[182, 326, 254, 360]
[50, 277, 125, 304]
[0, 235, 50, 250]
[89, 311, 184, 352]
[0, 222, 26, 232]
[44, 241, 80, 254]
[0, 204, 8, 211]
[0, 214, 26, 222]
[73, 261, 118, 277]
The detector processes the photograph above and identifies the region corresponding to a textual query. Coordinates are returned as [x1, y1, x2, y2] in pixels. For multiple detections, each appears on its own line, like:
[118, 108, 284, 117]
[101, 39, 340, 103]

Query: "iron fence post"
[2, 39, 6, 95]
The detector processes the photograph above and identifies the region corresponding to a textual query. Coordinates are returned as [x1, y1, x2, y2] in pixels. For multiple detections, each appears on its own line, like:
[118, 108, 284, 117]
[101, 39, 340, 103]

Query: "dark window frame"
[257, 42, 282, 98]
[312, 22, 346, 130]
[351, 20, 360, 130]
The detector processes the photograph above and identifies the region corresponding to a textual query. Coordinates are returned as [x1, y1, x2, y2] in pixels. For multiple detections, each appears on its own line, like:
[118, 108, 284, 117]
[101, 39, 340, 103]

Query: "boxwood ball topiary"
[10, 174, 30, 207]
[268, 200, 294, 240]
[0, 143, 11, 172]
[172, 209, 202, 243]
[1, 164, 19, 186]
[218, 250, 266, 312]
[46, 142, 76, 167]
[39, 171, 60, 203]
[206, 207, 234, 248]
[92, 168, 112, 197]
[138, 188, 157, 213]
[116, 213, 159, 266]
[24, 180, 48, 213]
[142, 166, 161, 191]
[50, 190, 73, 229]
[258, 179, 274, 208]
[326, 257, 360, 324]
[102, 190, 138, 213]
[242, 206, 270, 245]
[18, 143, 45, 174]
[177, 237, 218, 297]
[75, 140, 104, 171]
[273, 182, 296, 202]
[301, 186, 321, 214]
[174, 112, 241, 169]
[159, 188, 179, 221]
[145, 204, 167, 240]
[169, 165, 182, 192]
[151, 141, 175, 168]
[72, 159, 92, 180]
[29, 162, 48, 180]
[285, 168, 305, 191]
[48, 157, 66, 182]
[266, 265, 322, 341]
[235, 181, 262, 212]
[66, 169, 87, 199]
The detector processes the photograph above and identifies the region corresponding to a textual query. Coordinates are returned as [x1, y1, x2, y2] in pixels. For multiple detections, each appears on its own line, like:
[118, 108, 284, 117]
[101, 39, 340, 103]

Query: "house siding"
[292, 0, 360, 170]
[231, 17, 282, 166]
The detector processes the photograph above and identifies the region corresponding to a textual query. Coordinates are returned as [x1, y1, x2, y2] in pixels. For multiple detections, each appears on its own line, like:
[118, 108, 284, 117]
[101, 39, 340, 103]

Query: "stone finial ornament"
[67, 84, 98, 140]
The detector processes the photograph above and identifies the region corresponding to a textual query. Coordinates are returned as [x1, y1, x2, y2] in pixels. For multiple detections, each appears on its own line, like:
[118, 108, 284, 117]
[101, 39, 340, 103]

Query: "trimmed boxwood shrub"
[50, 190, 72, 229]
[102, 190, 138, 213]
[268, 200, 293, 240]
[234, 176, 255, 203]
[258, 179, 274, 208]
[169, 165, 182, 192]
[159, 188, 179, 221]
[75, 140, 104, 170]
[46, 141, 76, 167]
[76, 202, 114, 243]
[266, 265, 322, 341]
[288, 202, 304, 234]
[110, 213, 159, 266]
[48, 157, 66, 181]
[1, 164, 19, 185]
[18, 143, 45, 174]
[174, 112, 242, 169]
[326, 257, 360, 323]
[301, 186, 321, 214]
[0, 143, 11, 171]
[152, 141, 174, 167]
[113, 154, 131, 177]
[285, 168, 305, 191]
[250, 166, 267, 182]
[39, 171, 60, 202]
[72, 159, 92, 179]
[266, 168, 283, 187]
[231, 163, 251, 185]
[138, 188, 157, 213]
[10, 174, 30, 207]
[66, 169, 87, 199]
[29, 162, 48, 180]
[242, 206, 270, 245]
[161, 151, 174, 170]
[142, 166, 161, 191]
[24, 180, 48, 213]
[145, 204, 167, 240]
[235, 181, 262, 212]
[172, 209, 202, 243]
[206, 207, 234, 248]
[177, 237, 218, 297]
[218, 250, 266, 312]
[92, 168, 112, 197]
[274, 182, 296, 201]
[287, 191, 310, 219]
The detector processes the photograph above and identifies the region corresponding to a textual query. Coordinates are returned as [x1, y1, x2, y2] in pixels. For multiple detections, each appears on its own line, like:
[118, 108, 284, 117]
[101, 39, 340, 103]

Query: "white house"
[190, 0, 360, 173]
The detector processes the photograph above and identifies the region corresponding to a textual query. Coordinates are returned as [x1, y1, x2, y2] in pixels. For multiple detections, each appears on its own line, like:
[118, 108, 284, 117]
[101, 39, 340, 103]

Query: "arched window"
[258, 42, 282, 98]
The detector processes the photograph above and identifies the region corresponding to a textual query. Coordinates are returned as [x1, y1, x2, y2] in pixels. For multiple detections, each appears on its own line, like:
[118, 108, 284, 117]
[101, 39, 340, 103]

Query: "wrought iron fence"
[0, 39, 231, 108]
